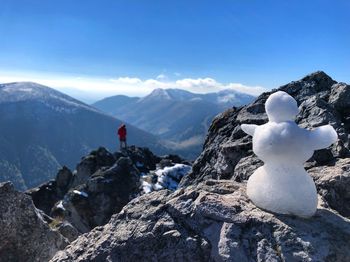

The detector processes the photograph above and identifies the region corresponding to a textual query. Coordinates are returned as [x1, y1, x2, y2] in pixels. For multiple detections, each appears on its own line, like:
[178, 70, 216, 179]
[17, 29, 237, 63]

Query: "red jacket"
[118, 126, 127, 140]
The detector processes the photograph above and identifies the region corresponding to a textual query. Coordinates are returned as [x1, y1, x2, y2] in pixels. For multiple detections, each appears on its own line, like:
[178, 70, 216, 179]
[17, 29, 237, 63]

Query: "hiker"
[118, 124, 127, 150]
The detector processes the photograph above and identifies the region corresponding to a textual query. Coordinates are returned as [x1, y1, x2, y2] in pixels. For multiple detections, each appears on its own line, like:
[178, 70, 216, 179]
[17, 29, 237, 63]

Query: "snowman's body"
[241, 91, 337, 218]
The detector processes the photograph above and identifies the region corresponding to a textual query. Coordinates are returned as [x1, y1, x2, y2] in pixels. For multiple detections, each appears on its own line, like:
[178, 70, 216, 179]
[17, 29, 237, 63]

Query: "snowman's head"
[265, 91, 299, 123]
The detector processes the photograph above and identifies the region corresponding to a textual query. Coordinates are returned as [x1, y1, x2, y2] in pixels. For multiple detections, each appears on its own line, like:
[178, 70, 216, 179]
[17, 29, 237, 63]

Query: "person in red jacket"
[117, 124, 127, 150]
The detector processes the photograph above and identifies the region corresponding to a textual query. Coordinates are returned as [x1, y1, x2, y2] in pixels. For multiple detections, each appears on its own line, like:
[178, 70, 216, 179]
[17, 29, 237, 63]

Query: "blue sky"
[0, 0, 349, 101]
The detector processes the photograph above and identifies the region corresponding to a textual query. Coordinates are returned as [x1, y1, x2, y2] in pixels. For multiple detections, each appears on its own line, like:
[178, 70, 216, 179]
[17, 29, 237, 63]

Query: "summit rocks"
[181, 72, 350, 203]
[51, 179, 350, 262]
[0, 182, 68, 262]
[27, 146, 187, 234]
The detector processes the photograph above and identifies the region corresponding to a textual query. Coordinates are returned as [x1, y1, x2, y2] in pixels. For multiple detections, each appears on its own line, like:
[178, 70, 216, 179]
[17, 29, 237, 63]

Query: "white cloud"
[0, 70, 268, 102]
[110, 77, 142, 85]
[156, 74, 167, 80]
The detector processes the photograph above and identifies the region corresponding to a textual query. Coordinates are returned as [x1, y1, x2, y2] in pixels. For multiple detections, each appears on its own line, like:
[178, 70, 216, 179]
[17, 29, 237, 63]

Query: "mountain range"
[0, 82, 167, 190]
[93, 88, 255, 157]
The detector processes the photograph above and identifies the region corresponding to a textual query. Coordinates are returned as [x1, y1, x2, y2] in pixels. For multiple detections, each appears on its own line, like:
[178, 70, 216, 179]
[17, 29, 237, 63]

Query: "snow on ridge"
[0, 82, 101, 114]
[141, 164, 192, 193]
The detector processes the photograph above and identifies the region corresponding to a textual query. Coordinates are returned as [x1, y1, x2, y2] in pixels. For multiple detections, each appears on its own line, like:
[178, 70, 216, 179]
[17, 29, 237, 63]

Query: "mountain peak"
[301, 71, 336, 85]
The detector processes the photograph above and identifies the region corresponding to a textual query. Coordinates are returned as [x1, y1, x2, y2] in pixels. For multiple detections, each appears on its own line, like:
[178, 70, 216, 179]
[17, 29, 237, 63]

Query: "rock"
[70, 147, 116, 188]
[56, 166, 73, 191]
[28, 146, 187, 234]
[181, 71, 350, 187]
[26, 179, 61, 215]
[124, 145, 161, 173]
[26, 166, 73, 216]
[50, 180, 350, 262]
[54, 221, 81, 242]
[0, 182, 68, 262]
[309, 158, 350, 218]
[60, 156, 141, 233]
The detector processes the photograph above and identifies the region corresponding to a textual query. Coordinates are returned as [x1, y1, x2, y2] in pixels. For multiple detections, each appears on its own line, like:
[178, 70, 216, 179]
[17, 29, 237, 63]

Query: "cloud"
[110, 77, 142, 85]
[0, 70, 268, 101]
[156, 74, 167, 80]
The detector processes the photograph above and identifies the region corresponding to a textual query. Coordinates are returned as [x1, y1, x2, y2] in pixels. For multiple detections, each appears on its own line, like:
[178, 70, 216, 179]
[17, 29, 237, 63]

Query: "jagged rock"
[59, 156, 140, 233]
[28, 146, 187, 234]
[56, 166, 73, 191]
[26, 166, 73, 215]
[26, 179, 61, 215]
[123, 145, 161, 173]
[70, 147, 116, 188]
[181, 71, 350, 187]
[54, 221, 81, 242]
[0, 182, 68, 262]
[309, 158, 350, 218]
[50, 180, 350, 262]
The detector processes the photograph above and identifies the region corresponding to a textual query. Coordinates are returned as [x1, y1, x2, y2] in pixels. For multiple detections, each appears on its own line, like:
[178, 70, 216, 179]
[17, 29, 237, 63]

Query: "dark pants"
[120, 138, 127, 150]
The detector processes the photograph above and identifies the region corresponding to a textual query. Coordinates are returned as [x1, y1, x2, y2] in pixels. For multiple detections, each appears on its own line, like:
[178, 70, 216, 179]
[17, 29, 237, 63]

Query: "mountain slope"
[93, 88, 255, 158]
[0, 82, 166, 190]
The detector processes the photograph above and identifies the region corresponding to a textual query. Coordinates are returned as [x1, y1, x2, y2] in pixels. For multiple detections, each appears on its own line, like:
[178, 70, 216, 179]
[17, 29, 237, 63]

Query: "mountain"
[0, 82, 166, 190]
[1, 72, 350, 261]
[93, 88, 255, 158]
[50, 71, 350, 261]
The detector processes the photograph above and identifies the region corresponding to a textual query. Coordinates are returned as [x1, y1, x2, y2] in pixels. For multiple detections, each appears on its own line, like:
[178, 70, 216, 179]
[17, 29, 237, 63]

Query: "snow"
[56, 200, 65, 210]
[0, 82, 100, 114]
[241, 91, 338, 218]
[140, 164, 192, 193]
[142, 181, 152, 194]
[73, 190, 89, 198]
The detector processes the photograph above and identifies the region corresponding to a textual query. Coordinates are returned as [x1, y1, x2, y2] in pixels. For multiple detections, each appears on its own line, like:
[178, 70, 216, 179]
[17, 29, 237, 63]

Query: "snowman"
[241, 91, 337, 218]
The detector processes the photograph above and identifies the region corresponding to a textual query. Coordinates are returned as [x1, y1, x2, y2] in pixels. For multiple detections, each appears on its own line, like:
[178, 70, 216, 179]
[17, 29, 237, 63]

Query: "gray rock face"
[309, 158, 350, 218]
[181, 71, 350, 189]
[28, 146, 187, 234]
[51, 180, 350, 262]
[0, 182, 68, 262]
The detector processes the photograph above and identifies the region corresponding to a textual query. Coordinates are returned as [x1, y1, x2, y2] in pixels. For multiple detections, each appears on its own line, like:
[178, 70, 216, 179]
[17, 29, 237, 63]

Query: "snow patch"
[141, 164, 192, 193]
[73, 190, 89, 198]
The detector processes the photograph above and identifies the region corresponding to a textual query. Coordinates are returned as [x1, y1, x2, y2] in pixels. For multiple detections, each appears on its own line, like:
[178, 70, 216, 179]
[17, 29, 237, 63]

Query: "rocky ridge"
[0, 182, 68, 262]
[181, 72, 349, 193]
[51, 179, 350, 262]
[27, 146, 189, 236]
[51, 72, 350, 261]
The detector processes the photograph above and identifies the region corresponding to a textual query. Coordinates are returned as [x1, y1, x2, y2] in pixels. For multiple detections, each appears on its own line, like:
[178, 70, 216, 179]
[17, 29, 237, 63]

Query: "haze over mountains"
[93, 88, 255, 156]
[0, 82, 166, 190]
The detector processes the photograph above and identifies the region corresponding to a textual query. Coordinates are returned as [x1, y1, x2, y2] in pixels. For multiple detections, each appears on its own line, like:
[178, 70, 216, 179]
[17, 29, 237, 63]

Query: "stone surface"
[309, 158, 350, 218]
[28, 146, 186, 233]
[51, 180, 350, 262]
[0, 182, 68, 262]
[181, 71, 350, 187]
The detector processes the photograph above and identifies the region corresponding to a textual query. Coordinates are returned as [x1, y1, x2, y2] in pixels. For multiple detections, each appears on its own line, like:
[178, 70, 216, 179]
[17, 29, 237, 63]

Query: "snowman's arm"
[241, 124, 258, 136]
[308, 125, 338, 150]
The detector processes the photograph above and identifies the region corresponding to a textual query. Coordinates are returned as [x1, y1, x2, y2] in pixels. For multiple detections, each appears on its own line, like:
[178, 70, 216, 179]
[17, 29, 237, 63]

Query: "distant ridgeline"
[0, 82, 166, 190]
[93, 88, 255, 158]
[0, 82, 254, 190]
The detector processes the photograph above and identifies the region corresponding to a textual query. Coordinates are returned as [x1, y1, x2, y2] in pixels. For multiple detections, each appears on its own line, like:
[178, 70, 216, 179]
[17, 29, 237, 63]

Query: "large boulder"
[0, 182, 68, 262]
[181, 71, 350, 187]
[51, 179, 350, 262]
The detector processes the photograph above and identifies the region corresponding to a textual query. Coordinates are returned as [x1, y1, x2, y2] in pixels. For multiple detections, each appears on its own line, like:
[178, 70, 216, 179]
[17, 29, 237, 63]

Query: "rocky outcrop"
[181, 71, 350, 189]
[51, 179, 350, 262]
[27, 146, 187, 234]
[309, 158, 350, 218]
[0, 182, 68, 262]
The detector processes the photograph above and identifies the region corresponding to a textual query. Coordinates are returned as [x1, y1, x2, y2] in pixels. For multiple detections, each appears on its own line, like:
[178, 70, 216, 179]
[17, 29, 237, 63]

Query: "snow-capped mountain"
[93, 88, 255, 158]
[0, 82, 167, 190]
